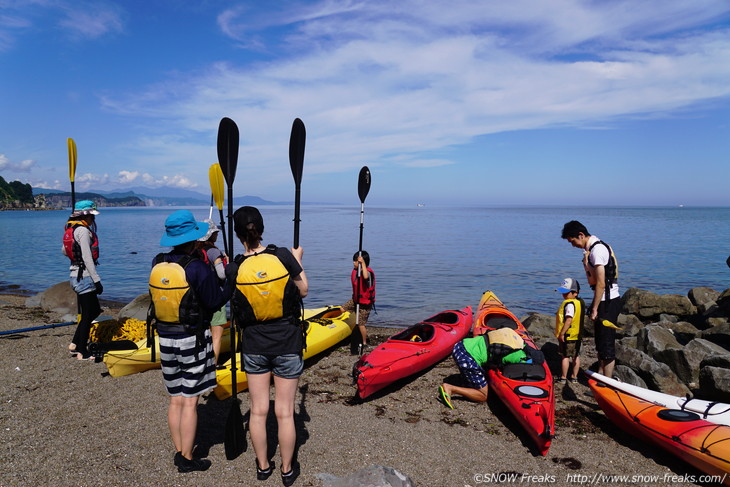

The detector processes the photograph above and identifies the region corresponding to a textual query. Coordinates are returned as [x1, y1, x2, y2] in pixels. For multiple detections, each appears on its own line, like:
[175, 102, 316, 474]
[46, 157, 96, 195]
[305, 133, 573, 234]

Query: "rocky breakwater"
[522, 286, 730, 402]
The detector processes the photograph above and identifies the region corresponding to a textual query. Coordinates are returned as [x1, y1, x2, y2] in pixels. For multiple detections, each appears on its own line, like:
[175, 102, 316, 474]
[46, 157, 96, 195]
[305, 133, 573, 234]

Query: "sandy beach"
[0, 293, 723, 487]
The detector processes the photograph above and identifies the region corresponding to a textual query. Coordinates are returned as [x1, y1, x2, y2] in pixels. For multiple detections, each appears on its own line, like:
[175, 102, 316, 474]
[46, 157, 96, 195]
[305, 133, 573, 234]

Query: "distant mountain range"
[33, 186, 287, 207]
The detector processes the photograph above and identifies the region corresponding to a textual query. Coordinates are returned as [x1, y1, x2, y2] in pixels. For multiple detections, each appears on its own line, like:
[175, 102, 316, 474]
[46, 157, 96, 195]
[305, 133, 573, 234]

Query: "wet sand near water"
[0, 294, 721, 487]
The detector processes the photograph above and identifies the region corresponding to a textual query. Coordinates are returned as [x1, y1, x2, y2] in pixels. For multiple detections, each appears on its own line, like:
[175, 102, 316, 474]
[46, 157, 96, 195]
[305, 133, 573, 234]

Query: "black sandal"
[281, 463, 300, 487]
[256, 459, 274, 481]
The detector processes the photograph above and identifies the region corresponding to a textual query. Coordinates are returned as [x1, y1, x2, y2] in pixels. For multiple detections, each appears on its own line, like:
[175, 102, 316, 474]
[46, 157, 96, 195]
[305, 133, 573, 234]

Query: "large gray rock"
[617, 336, 638, 350]
[658, 321, 700, 343]
[700, 354, 730, 369]
[718, 289, 730, 316]
[117, 293, 150, 322]
[24, 293, 41, 308]
[699, 366, 730, 403]
[317, 465, 416, 487]
[688, 287, 720, 307]
[707, 317, 730, 328]
[617, 314, 643, 337]
[658, 339, 729, 385]
[521, 313, 554, 339]
[636, 324, 681, 356]
[699, 323, 730, 350]
[38, 281, 76, 316]
[615, 341, 690, 396]
[614, 365, 647, 387]
[622, 287, 696, 319]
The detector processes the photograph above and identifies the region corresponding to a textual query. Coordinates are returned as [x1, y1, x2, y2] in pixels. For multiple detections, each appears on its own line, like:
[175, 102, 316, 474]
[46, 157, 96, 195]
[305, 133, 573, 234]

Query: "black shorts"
[594, 297, 621, 362]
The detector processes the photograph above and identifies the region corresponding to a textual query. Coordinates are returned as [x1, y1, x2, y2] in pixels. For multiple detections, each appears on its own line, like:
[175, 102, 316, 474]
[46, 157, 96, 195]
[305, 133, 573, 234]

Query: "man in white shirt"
[561, 220, 620, 378]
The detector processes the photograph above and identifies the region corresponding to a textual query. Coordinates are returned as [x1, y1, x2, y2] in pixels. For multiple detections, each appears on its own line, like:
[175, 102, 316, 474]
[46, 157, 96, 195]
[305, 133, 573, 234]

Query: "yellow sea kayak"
[103, 325, 232, 378]
[213, 306, 352, 400]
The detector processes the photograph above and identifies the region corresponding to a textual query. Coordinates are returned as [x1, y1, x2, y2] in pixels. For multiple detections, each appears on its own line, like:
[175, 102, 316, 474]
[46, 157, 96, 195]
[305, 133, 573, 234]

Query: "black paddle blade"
[350, 329, 363, 355]
[289, 118, 306, 185]
[224, 398, 247, 460]
[358, 166, 371, 203]
[217, 117, 239, 186]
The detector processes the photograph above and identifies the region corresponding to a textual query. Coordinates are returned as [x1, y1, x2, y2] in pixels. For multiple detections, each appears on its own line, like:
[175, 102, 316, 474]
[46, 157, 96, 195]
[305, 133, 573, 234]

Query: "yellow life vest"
[485, 327, 524, 366]
[555, 298, 585, 341]
[148, 254, 203, 333]
[233, 246, 291, 324]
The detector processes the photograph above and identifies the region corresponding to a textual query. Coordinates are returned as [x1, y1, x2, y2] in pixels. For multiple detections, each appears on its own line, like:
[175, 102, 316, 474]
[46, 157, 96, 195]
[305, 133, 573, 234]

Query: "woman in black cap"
[228, 206, 308, 486]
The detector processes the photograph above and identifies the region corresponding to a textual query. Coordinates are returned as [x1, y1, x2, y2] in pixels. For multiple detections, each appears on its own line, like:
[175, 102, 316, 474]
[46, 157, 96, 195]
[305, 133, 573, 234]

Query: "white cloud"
[58, 3, 124, 39]
[75, 172, 110, 190]
[140, 172, 199, 189]
[117, 170, 139, 184]
[94, 0, 730, 192]
[0, 154, 36, 172]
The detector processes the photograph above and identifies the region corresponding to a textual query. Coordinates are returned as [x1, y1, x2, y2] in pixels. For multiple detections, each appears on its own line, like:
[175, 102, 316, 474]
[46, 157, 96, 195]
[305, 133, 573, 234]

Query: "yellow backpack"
[148, 254, 203, 333]
[232, 246, 291, 324]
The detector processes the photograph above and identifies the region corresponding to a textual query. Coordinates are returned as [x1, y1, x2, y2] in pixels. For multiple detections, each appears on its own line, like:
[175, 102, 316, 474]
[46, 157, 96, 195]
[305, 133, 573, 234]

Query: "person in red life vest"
[342, 250, 375, 350]
[62, 200, 103, 360]
[197, 219, 228, 367]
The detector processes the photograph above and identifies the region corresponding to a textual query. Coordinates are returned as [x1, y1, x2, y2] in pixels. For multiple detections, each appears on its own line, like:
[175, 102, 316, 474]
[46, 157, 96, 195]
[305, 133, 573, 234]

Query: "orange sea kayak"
[589, 377, 730, 484]
[474, 291, 555, 456]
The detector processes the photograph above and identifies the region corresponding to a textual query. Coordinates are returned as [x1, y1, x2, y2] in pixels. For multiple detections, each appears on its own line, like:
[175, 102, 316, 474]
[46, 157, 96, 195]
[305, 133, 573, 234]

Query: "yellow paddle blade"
[209, 163, 224, 210]
[67, 138, 77, 182]
[602, 320, 623, 330]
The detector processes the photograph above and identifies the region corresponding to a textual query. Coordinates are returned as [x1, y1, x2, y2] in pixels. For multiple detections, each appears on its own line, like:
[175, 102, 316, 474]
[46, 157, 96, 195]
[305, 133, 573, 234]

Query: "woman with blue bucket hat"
[149, 209, 232, 473]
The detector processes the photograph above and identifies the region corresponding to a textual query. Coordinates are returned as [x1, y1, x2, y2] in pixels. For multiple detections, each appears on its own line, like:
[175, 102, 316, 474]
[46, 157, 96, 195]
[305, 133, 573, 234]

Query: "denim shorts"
[70, 276, 96, 295]
[243, 353, 303, 379]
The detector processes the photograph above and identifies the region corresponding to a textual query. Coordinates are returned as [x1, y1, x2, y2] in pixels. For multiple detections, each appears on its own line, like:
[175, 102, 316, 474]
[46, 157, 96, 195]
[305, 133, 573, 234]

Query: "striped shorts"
[159, 329, 216, 397]
[452, 341, 488, 389]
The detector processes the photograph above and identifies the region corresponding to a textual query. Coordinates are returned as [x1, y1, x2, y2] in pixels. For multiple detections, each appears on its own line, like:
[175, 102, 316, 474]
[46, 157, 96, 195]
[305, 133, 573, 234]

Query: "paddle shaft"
[219, 209, 228, 259]
[293, 186, 301, 248]
[0, 321, 75, 336]
[355, 201, 365, 327]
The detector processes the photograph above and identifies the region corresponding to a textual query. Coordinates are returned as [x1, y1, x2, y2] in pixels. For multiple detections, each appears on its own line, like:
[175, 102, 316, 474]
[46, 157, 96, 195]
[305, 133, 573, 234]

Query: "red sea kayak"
[474, 291, 555, 456]
[353, 306, 473, 400]
[588, 377, 730, 484]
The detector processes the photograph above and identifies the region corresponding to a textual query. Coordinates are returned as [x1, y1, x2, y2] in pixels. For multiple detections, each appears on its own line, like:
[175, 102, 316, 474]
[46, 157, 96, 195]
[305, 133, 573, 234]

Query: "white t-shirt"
[564, 301, 575, 318]
[586, 236, 619, 300]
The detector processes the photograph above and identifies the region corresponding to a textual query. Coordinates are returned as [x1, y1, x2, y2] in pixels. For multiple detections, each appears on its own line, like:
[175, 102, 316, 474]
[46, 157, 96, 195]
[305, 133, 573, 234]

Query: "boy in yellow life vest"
[554, 278, 585, 384]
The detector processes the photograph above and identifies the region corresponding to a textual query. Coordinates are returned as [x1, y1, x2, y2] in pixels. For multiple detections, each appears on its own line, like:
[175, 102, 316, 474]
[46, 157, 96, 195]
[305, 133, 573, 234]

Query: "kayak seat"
[501, 363, 546, 382]
[391, 324, 434, 342]
[425, 311, 460, 325]
[485, 316, 518, 330]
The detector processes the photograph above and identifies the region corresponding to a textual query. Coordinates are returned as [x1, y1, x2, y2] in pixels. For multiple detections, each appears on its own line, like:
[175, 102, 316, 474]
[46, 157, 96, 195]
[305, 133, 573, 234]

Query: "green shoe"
[438, 385, 454, 409]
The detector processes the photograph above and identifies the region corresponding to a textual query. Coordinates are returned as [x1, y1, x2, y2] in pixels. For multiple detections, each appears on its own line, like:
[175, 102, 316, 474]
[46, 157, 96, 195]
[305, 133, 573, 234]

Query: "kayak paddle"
[289, 118, 305, 249]
[217, 116, 246, 460]
[67, 138, 77, 210]
[208, 162, 228, 254]
[350, 166, 371, 355]
[0, 321, 75, 337]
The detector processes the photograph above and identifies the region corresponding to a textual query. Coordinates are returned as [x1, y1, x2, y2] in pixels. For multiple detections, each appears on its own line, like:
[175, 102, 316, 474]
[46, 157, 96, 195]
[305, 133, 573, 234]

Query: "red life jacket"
[63, 221, 99, 266]
[351, 267, 375, 305]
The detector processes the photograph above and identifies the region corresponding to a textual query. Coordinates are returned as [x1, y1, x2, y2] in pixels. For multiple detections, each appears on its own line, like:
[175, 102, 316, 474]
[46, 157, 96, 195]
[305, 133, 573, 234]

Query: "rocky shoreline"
[2, 283, 730, 486]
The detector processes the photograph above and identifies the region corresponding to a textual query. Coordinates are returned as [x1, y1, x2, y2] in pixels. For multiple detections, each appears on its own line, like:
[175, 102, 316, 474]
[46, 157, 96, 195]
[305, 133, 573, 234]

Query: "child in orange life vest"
[554, 278, 585, 383]
[343, 250, 375, 347]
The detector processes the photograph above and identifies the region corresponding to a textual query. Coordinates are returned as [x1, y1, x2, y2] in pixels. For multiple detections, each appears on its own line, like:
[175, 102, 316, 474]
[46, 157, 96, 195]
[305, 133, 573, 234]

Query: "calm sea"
[1, 206, 728, 326]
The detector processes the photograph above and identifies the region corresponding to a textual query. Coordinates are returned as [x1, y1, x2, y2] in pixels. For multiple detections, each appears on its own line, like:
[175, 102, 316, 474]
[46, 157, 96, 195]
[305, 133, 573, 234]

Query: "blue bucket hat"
[71, 200, 100, 217]
[160, 210, 208, 247]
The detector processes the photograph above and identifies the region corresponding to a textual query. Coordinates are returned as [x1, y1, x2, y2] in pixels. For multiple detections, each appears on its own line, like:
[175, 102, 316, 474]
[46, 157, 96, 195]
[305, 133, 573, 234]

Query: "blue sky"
[1, 1, 729, 206]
